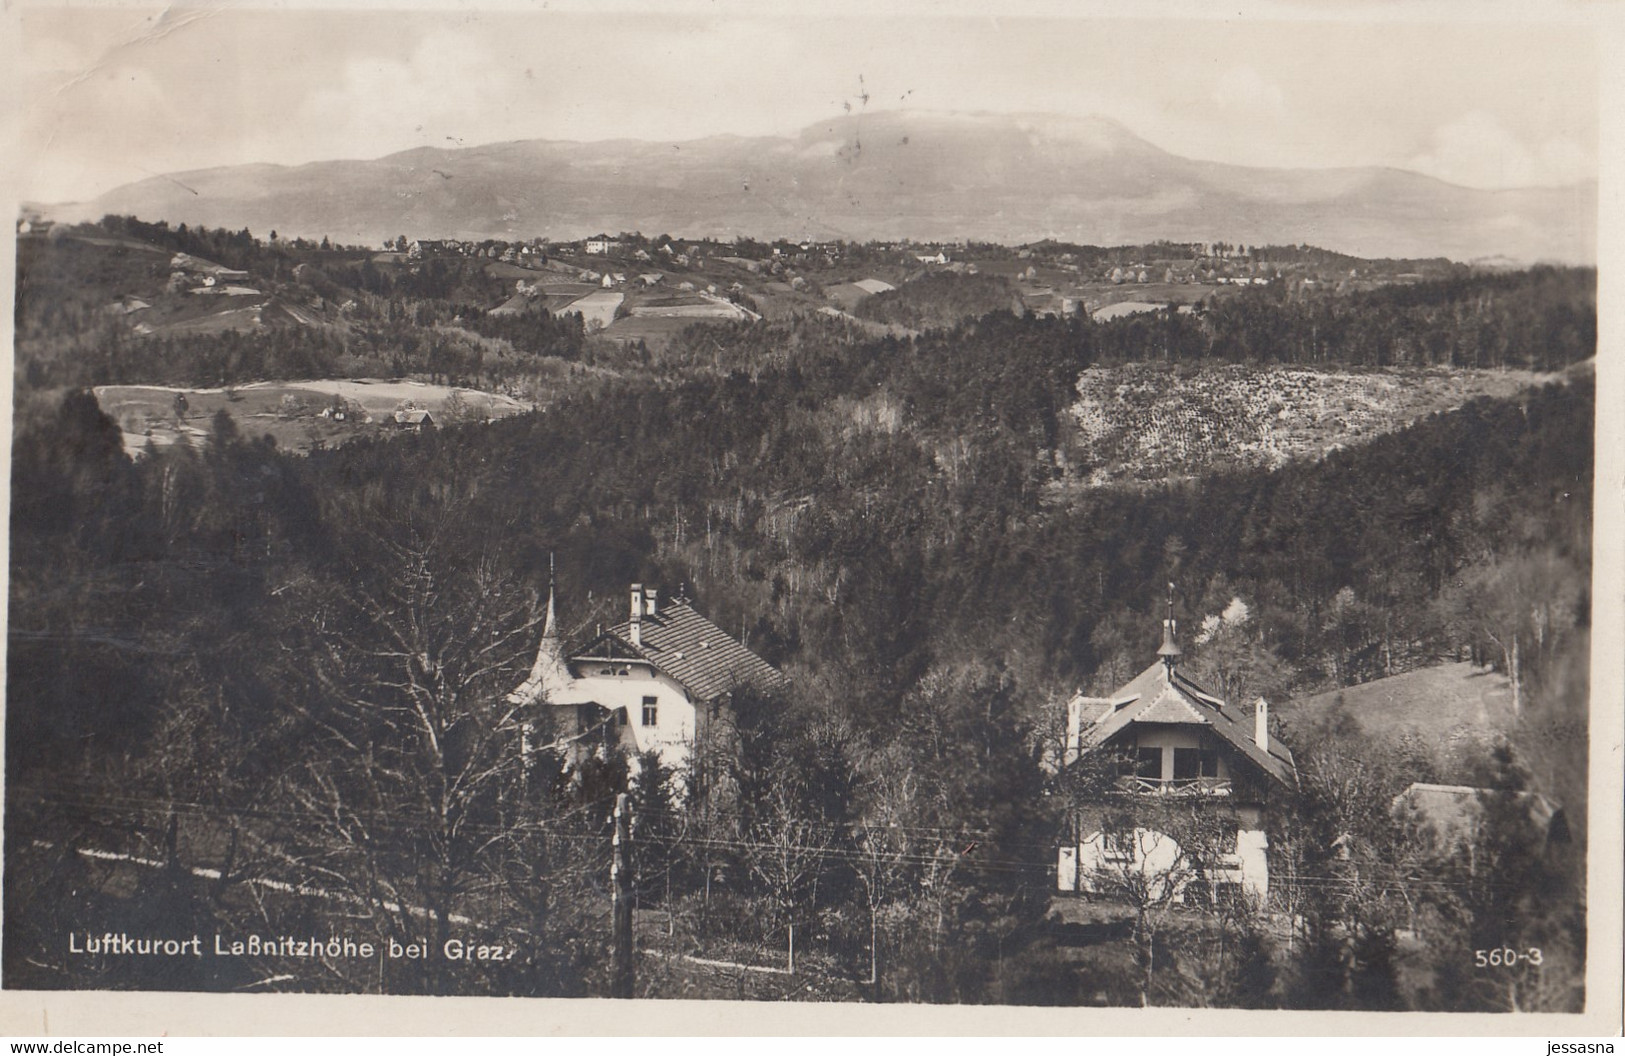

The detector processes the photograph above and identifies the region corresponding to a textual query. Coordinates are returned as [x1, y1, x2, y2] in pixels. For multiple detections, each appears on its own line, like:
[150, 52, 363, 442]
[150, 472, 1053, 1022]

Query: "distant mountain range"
[50, 111, 1597, 263]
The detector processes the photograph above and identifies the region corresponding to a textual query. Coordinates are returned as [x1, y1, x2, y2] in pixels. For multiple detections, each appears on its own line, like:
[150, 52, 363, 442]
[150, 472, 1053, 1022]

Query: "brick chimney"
[646, 587, 658, 617]
[1254, 697, 1269, 754]
[629, 584, 643, 647]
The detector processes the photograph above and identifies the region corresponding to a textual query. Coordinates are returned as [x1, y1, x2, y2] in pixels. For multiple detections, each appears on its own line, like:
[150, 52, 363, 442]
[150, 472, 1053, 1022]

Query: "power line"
[15, 784, 1540, 890]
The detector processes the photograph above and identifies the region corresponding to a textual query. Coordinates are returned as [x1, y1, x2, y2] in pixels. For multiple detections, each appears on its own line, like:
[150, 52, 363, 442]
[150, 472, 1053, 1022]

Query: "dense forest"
[4, 227, 1595, 1008]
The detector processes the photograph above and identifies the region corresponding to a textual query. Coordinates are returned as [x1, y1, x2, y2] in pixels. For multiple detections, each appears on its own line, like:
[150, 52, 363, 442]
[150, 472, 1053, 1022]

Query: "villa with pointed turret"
[1056, 590, 1296, 904]
[508, 578, 788, 773]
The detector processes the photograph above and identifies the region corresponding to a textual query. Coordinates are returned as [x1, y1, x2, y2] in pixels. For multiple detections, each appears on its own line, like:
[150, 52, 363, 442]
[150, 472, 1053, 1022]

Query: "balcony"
[1113, 775, 1232, 796]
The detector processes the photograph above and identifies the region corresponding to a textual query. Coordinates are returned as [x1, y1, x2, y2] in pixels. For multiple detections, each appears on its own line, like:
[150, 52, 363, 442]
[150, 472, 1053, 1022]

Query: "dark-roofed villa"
[1057, 594, 1296, 903]
[509, 581, 788, 775]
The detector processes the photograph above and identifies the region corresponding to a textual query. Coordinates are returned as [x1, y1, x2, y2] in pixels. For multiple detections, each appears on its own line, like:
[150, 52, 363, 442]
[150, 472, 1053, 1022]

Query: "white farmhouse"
[509, 582, 787, 774]
[1056, 597, 1296, 904]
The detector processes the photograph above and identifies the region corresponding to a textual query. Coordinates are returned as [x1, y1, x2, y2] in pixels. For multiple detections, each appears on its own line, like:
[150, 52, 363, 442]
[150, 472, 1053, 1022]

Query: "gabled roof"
[1078, 659, 1296, 785]
[573, 600, 788, 702]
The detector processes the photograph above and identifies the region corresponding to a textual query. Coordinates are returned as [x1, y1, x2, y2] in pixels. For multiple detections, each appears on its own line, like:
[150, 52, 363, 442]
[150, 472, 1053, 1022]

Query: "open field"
[483, 261, 552, 280]
[1078, 281, 1228, 310]
[627, 302, 740, 319]
[815, 306, 917, 339]
[1091, 299, 1197, 321]
[601, 315, 707, 346]
[751, 288, 830, 321]
[1278, 662, 1517, 742]
[571, 291, 624, 329]
[94, 379, 533, 455]
[65, 234, 169, 254]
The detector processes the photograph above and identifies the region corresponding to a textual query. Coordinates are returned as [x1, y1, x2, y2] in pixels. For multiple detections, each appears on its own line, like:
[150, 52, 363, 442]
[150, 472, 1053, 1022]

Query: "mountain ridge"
[52, 110, 1596, 263]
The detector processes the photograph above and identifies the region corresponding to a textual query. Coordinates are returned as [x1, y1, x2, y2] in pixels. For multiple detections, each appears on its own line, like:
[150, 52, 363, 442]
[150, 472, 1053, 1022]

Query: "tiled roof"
[1078, 660, 1295, 785]
[1069, 695, 1121, 728]
[1137, 683, 1209, 724]
[574, 601, 788, 702]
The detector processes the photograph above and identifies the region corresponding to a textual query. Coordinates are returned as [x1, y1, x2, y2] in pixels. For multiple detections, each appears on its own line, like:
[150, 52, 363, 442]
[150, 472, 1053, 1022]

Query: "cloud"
[12, 11, 1599, 204]
[18, 55, 184, 201]
[1408, 110, 1594, 189]
[287, 31, 525, 161]
[1211, 64, 1284, 117]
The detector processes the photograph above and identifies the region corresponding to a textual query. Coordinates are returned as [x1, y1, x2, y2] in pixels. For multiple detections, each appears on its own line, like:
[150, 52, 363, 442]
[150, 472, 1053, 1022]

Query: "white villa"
[509, 581, 787, 773]
[1057, 599, 1296, 904]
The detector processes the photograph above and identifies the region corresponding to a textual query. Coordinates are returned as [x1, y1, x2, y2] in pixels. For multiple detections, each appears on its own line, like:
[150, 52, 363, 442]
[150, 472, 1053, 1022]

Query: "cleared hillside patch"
[1057, 364, 1562, 489]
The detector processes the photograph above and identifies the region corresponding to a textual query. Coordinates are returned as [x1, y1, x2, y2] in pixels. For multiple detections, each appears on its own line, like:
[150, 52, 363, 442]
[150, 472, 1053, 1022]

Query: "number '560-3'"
[1475, 947, 1542, 967]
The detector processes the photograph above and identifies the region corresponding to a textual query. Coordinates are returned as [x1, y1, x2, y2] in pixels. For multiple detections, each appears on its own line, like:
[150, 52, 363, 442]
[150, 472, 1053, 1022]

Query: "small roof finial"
[1157, 581, 1182, 673]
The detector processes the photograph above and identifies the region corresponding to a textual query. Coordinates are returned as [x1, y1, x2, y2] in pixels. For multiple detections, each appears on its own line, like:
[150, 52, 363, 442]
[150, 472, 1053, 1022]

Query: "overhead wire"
[13, 782, 1530, 891]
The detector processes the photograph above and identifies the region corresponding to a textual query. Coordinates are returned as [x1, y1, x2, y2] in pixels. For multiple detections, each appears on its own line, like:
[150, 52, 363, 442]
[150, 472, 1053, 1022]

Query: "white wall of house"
[1235, 828, 1268, 900]
[1059, 805, 1269, 903]
[1074, 826, 1188, 900]
[565, 661, 698, 771]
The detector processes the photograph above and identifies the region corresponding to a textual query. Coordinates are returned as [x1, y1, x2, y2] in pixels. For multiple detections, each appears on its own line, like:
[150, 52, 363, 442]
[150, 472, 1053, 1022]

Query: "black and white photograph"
[2, 0, 1618, 1032]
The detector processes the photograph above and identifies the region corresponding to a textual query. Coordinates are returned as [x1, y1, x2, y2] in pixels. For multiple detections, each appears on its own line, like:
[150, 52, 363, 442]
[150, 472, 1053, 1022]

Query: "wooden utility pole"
[611, 793, 634, 998]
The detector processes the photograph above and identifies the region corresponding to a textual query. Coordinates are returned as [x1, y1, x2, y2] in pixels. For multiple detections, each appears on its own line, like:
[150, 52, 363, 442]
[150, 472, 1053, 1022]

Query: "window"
[1135, 747, 1162, 780]
[641, 697, 658, 727]
[1102, 828, 1136, 860]
[1174, 748, 1220, 782]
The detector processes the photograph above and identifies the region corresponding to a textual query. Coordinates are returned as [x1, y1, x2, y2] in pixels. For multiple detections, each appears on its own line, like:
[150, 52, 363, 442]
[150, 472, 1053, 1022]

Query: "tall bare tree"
[269, 512, 564, 992]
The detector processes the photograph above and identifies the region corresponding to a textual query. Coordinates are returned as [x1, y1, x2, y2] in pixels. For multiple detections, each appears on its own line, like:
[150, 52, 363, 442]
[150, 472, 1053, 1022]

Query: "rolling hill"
[1278, 662, 1517, 744]
[58, 111, 1595, 264]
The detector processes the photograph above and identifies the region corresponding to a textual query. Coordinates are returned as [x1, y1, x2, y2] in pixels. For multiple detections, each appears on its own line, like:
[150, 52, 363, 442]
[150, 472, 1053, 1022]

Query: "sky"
[7, 2, 1604, 205]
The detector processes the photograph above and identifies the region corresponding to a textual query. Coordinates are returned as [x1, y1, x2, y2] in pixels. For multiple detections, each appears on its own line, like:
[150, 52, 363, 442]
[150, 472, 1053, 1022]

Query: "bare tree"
[269, 514, 558, 992]
[742, 785, 832, 973]
[850, 756, 919, 988]
[1086, 798, 1236, 1006]
[1439, 551, 1586, 718]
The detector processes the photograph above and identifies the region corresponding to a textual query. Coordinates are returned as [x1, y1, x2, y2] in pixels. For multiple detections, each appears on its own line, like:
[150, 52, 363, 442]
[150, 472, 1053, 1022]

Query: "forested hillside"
[15, 220, 1594, 402]
[6, 225, 1594, 1007]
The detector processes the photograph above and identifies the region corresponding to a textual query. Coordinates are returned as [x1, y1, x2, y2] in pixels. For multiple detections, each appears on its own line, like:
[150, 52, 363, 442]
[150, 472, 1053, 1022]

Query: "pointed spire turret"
[508, 551, 574, 706]
[542, 551, 557, 640]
